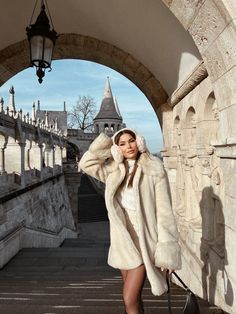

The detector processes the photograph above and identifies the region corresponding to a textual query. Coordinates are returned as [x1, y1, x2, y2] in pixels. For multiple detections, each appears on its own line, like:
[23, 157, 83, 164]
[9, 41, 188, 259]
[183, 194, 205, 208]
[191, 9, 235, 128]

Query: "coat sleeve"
[154, 172, 182, 270]
[79, 133, 113, 183]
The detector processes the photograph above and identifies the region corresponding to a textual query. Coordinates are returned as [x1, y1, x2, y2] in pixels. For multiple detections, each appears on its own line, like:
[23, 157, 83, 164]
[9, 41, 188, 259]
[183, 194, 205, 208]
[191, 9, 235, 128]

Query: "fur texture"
[79, 133, 181, 296]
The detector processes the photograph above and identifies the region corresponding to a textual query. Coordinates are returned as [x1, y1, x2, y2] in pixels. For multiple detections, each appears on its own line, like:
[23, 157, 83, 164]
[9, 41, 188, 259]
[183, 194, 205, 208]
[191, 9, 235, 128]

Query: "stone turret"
[93, 77, 125, 135]
[8, 86, 16, 117]
[32, 102, 36, 124]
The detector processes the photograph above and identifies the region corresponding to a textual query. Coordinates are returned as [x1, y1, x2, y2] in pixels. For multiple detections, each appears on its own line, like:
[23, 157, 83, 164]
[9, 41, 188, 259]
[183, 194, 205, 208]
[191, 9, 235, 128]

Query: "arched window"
[183, 107, 196, 147]
[200, 92, 219, 144]
[172, 116, 181, 148]
[185, 107, 196, 129]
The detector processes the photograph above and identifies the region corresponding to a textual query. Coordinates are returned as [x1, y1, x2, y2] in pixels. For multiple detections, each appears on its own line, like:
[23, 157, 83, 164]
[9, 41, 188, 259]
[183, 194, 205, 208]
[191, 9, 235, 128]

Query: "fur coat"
[79, 133, 181, 296]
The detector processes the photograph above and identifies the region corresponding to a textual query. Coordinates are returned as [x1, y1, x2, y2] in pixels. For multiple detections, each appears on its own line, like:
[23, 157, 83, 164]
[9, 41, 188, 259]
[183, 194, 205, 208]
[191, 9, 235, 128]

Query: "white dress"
[117, 160, 142, 255]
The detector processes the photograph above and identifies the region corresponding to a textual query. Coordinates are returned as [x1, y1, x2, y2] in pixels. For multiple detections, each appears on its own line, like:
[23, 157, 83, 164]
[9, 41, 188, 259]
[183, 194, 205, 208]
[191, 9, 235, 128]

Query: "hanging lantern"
[26, 1, 58, 83]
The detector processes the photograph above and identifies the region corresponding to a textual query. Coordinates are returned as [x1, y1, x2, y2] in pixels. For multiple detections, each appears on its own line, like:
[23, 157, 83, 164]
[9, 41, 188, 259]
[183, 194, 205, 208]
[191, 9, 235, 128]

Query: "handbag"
[166, 271, 200, 314]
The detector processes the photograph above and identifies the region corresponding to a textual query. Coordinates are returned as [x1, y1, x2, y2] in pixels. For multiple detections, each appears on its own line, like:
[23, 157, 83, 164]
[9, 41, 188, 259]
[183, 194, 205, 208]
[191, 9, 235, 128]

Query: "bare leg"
[121, 269, 128, 283]
[121, 264, 146, 314]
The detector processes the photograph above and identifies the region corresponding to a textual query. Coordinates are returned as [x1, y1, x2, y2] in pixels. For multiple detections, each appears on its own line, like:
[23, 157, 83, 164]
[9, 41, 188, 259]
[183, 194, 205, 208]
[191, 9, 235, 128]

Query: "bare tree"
[68, 95, 96, 131]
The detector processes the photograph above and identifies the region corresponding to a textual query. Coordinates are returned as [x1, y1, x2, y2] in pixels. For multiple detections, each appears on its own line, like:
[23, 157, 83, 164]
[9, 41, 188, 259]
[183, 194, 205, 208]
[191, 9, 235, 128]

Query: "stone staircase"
[78, 174, 108, 222]
[0, 222, 226, 314]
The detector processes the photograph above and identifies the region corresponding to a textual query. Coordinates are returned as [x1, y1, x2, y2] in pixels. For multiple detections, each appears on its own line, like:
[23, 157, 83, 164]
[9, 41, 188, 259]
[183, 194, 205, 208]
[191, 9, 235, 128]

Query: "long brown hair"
[114, 130, 140, 188]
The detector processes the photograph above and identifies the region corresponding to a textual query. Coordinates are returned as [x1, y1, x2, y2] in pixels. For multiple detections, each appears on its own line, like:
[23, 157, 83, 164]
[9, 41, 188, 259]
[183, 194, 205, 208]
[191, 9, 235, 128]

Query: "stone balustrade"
[0, 87, 67, 193]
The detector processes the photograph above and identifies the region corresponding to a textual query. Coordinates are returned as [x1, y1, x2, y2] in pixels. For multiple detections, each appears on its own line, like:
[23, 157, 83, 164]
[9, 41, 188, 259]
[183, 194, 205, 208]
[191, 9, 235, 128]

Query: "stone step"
[78, 195, 108, 222]
[0, 221, 226, 314]
[78, 174, 108, 222]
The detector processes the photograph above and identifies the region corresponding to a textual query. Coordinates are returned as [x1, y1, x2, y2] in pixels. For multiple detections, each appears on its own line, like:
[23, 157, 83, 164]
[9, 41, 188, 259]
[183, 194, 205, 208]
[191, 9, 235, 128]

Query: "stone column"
[0, 136, 7, 175]
[25, 140, 32, 170]
[19, 142, 26, 187]
[0, 148, 6, 174]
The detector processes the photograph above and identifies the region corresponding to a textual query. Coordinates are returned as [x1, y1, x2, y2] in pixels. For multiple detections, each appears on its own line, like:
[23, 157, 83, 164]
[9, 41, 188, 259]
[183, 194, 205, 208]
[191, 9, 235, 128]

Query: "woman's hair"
[114, 129, 136, 145]
[115, 129, 140, 188]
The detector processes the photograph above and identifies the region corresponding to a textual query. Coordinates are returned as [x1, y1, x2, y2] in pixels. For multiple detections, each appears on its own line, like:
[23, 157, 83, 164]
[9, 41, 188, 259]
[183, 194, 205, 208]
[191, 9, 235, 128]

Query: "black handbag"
[166, 271, 200, 314]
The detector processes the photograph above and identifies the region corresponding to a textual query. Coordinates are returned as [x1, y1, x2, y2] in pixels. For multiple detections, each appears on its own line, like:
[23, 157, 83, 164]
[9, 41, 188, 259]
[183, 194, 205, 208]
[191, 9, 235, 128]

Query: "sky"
[0, 60, 163, 153]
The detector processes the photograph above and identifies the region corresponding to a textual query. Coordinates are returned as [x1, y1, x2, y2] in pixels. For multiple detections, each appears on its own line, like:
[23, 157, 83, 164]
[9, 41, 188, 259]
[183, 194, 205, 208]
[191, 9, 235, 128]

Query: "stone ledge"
[168, 60, 208, 107]
[0, 173, 63, 204]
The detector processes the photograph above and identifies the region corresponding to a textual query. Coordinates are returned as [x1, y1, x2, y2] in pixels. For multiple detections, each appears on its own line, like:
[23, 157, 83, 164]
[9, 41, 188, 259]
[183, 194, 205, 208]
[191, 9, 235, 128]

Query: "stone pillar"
[25, 140, 32, 170]
[0, 148, 6, 174]
[19, 142, 26, 187]
[0, 136, 7, 175]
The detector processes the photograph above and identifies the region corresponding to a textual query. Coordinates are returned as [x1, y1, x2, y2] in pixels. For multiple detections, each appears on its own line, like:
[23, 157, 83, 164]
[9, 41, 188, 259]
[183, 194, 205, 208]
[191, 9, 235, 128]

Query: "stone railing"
[0, 92, 67, 191]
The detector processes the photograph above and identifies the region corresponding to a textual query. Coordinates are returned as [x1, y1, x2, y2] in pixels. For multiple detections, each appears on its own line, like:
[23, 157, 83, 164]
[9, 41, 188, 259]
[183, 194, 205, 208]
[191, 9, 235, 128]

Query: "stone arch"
[0, 34, 167, 123]
[66, 142, 80, 162]
[199, 91, 219, 145]
[104, 123, 109, 133]
[204, 92, 217, 120]
[182, 106, 197, 148]
[184, 106, 196, 128]
[172, 115, 181, 148]
[0, 1, 235, 139]
[162, 0, 236, 142]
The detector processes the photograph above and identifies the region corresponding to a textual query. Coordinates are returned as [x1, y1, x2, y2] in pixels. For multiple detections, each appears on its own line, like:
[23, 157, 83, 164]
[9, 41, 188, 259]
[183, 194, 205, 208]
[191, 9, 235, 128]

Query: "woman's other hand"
[161, 267, 175, 273]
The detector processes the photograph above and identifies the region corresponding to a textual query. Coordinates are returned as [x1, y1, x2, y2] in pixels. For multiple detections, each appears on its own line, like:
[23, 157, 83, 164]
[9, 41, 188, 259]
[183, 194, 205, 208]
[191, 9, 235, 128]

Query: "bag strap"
[166, 271, 190, 313]
[166, 271, 172, 314]
[172, 271, 191, 292]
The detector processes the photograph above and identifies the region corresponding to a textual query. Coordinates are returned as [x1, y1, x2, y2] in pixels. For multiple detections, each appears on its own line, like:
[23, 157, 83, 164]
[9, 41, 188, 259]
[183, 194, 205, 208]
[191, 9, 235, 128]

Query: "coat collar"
[137, 152, 165, 177]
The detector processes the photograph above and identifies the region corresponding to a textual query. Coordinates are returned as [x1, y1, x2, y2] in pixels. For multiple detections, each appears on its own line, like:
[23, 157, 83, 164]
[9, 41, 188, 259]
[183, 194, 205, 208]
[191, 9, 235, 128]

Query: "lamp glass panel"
[43, 37, 53, 66]
[30, 35, 44, 67]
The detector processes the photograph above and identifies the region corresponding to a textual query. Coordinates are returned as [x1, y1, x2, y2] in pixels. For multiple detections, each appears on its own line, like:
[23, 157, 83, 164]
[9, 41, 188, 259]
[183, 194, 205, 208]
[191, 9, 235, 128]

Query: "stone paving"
[0, 222, 225, 314]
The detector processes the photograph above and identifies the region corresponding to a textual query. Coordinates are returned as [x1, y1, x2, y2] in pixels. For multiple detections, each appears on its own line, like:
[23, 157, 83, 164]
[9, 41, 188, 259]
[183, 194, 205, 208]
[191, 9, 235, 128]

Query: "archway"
[0, 1, 236, 312]
[0, 35, 167, 123]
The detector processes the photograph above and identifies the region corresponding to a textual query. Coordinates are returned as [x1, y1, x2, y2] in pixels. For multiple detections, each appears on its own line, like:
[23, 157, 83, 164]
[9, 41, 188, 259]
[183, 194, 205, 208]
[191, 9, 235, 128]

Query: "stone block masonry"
[0, 174, 77, 269]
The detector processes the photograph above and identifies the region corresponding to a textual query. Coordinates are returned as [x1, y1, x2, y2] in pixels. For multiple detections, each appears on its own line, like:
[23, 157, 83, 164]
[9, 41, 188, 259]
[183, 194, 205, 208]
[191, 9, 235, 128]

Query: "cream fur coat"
[79, 133, 181, 296]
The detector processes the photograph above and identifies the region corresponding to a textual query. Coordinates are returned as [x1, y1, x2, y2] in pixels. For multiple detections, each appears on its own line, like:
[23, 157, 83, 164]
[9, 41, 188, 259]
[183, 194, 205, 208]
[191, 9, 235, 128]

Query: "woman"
[79, 128, 181, 314]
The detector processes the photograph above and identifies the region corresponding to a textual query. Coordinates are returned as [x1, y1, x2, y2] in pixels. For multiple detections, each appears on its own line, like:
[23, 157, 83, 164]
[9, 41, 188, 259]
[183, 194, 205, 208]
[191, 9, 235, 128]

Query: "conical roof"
[94, 78, 122, 120]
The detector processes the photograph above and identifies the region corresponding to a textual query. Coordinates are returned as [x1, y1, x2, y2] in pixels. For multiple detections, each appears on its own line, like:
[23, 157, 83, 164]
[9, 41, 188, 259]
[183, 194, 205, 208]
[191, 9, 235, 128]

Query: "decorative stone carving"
[199, 145, 225, 297]
[168, 61, 208, 107]
[212, 102, 219, 120]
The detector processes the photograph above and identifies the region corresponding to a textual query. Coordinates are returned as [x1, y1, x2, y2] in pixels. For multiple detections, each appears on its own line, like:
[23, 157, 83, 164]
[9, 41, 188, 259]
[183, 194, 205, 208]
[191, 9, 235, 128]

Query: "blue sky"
[0, 60, 163, 153]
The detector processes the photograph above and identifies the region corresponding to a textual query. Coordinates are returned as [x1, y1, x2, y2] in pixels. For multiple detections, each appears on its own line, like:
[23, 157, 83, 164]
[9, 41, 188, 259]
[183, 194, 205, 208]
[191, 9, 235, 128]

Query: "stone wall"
[162, 75, 235, 313]
[0, 174, 76, 268]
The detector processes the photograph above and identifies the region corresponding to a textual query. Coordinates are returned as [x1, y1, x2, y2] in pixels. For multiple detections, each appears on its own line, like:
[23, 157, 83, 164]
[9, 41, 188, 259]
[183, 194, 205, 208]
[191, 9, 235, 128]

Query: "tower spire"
[104, 77, 113, 98]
